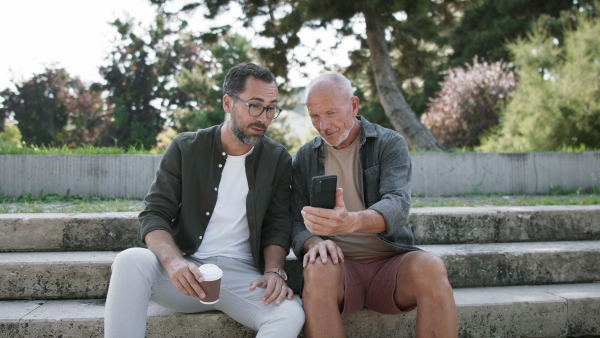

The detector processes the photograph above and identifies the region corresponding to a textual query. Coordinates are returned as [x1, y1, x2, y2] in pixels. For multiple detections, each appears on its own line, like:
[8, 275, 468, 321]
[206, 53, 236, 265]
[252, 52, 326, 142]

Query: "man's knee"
[303, 259, 343, 295]
[111, 247, 157, 273]
[405, 252, 452, 292]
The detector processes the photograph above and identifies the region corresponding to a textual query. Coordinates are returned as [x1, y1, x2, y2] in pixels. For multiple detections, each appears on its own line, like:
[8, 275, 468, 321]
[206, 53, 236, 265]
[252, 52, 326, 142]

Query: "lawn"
[1, 193, 598, 213]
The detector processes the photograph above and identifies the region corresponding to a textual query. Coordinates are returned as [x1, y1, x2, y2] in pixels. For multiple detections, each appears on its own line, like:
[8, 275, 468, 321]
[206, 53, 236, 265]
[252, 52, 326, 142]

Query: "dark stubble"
[230, 110, 267, 146]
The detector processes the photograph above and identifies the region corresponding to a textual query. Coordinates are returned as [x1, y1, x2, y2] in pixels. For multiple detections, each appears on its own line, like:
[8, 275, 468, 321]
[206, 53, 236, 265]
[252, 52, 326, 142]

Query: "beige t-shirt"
[324, 132, 396, 260]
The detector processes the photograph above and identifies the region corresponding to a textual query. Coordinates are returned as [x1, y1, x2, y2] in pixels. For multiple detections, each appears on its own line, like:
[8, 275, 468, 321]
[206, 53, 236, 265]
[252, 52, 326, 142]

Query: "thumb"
[335, 188, 345, 208]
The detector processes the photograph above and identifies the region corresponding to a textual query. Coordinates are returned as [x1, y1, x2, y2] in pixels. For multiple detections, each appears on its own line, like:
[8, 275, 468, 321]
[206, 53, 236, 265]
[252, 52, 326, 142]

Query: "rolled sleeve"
[367, 132, 411, 237]
[138, 138, 183, 243]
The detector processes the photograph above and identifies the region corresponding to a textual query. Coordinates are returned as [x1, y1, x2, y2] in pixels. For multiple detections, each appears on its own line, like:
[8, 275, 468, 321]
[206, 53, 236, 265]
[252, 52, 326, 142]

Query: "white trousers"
[104, 248, 305, 337]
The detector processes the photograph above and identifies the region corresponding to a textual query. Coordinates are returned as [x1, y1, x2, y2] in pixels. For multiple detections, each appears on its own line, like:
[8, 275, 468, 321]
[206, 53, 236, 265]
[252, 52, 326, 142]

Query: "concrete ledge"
[2, 152, 599, 198]
[0, 213, 144, 252]
[1, 283, 598, 337]
[427, 241, 600, 287]
[2, 206, 598, 252]
[2, 241, 599, 299]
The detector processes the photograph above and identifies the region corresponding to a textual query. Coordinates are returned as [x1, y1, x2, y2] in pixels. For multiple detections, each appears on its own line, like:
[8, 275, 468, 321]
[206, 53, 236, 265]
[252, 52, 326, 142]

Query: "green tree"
[173, 33, 255, 132]
[62, 81, 109, 146]
[414, 0, 594, 115]
[100, 15, 211, 149]
[149, 0, 462, 150]
[0, 68, 70, 146]
[0, 122, 22, 149]
[479, 12, 600, 151]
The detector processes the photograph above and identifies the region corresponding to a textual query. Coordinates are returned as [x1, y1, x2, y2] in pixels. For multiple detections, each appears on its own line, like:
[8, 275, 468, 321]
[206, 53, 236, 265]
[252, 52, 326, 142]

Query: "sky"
[0, 0, 361, 91]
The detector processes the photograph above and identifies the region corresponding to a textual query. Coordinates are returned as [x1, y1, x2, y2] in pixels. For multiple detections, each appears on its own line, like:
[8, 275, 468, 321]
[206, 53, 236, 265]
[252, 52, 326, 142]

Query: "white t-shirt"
[192, 148, 253, 260]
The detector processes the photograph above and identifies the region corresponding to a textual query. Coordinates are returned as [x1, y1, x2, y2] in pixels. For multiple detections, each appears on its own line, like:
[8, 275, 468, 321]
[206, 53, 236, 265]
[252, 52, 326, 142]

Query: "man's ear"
[223, 94, 233, 113]
[350, 96, 360, 116]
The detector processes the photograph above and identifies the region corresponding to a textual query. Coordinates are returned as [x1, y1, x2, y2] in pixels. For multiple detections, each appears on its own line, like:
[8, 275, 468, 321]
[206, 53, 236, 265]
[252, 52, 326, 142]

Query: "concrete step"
[1, 283, 599, 337]
[1, 206, 599, 252]
[2, 241, 599, 300]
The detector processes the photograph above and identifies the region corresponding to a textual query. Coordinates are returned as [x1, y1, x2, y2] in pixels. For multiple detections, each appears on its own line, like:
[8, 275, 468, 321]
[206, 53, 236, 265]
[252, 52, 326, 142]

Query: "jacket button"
[206, 212, 210, 216]
[218, 164, 223, 168]
[199, 236, 203, 239]
[214, 187, 217, 191]
[222, 152, 226, 156]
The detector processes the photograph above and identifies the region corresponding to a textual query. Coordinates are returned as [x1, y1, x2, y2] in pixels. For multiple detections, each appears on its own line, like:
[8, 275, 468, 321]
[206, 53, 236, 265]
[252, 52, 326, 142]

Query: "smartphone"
[310, 174, 337, 209]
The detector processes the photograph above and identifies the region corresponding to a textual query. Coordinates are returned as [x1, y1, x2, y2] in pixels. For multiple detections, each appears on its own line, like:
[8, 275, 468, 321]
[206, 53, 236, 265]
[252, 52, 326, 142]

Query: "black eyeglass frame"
[228, 93, 282, 120]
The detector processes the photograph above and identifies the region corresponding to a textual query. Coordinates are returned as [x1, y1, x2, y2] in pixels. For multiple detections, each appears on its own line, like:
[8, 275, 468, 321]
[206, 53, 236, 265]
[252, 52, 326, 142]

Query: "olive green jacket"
[139, 124, 293, 270]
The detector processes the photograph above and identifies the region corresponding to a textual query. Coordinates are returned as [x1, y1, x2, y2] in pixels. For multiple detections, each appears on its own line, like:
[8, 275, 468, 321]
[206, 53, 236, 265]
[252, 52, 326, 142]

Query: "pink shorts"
[340, 252, 418, 317]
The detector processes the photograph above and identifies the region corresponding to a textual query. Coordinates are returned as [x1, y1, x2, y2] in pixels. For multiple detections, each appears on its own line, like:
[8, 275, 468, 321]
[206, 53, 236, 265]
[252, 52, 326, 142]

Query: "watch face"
[278, 269, 288, 281]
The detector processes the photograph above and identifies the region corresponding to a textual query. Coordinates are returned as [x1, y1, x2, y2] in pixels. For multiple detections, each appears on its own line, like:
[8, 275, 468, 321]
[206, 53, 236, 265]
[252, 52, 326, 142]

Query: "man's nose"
[319, 118, 330, 130]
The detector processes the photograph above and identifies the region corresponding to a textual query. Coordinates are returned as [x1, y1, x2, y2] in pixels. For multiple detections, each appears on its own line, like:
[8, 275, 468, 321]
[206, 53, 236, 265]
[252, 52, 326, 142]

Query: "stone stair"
[1, 206, 599, 337]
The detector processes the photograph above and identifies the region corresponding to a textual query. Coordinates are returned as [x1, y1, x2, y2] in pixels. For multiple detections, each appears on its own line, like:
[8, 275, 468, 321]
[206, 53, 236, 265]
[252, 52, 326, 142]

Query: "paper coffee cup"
[198, 264, 223, 304]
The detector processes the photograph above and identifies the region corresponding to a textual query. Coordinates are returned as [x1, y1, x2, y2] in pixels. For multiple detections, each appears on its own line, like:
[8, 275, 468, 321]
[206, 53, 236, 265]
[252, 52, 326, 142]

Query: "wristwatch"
[266, 268, 288, 281]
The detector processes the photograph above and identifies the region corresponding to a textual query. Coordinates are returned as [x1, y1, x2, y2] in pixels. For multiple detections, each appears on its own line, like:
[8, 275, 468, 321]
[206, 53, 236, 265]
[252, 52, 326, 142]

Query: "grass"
[0, 192, 144, 213]
[1, 192, 599, 213]
[0, 143, 164, 155]
[411, 193, 600, 208]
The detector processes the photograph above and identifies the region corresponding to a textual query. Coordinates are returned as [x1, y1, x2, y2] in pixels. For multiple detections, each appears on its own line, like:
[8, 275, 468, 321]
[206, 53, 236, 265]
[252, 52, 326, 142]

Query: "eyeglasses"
[228, 93, 282, 120]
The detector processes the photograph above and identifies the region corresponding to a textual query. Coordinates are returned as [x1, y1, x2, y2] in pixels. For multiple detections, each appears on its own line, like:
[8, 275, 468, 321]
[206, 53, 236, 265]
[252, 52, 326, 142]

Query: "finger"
[274, 283, 288, 305]
[171, 278, 190, 296]
[318, 243, 329, 264]
[335, 188, 345, 208]
[189, 263, 204, 283]
[264, 278, 285, 305]
[287, 286, 294, 300]
[262, 277, 277, 304]
[337, 245, 345, 263]
[328, 242, 340, 264]
[183, 271, 205, 299]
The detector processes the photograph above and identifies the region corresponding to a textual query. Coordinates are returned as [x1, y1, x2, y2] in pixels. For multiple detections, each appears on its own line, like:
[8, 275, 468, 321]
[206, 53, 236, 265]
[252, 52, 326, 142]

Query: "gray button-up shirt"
[291, 116, 420, 259]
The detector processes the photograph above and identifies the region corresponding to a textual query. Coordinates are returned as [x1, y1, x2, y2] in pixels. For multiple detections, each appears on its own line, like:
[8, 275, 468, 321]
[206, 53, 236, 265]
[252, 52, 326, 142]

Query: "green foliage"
[172, 34, 255, 132]
[0, 123, 22, 148]
[1, 69, 109, 148]
[100, 15, 212, 149]
[0, 191, 143, 214]
[421, 58, 516, 148]
[0, 68, 70, 146]
[0, 142, 163, 155]
[479, 12, 600, 152]
[265, 113, 303, 152]
[415, 0, 592, 116]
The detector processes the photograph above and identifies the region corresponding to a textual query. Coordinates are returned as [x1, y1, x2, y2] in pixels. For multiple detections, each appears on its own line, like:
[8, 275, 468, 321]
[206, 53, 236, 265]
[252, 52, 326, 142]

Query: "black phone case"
[310, 174, 337, 209]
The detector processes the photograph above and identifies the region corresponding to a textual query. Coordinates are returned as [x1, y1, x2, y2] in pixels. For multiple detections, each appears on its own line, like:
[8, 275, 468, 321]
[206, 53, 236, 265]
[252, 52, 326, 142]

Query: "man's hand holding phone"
[302, 186, 358, 237]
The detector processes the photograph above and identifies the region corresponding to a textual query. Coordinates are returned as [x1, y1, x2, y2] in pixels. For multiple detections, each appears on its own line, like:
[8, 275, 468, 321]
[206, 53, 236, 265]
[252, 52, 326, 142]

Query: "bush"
[421, 57, 516, 148]
[479, 11, 600, 152]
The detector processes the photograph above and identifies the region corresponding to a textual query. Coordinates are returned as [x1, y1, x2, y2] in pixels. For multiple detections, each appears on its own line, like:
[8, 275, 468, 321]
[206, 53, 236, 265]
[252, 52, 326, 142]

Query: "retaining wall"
[1, 152, 599, 198]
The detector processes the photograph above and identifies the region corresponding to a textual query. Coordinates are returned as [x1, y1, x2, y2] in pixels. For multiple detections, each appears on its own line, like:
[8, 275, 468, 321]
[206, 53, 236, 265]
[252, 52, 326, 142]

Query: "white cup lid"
[199, 264, 223, 281]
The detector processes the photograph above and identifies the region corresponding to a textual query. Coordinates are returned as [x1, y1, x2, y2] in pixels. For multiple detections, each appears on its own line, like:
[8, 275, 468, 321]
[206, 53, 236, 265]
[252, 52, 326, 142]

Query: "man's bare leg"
[394, 252, 458, 338]
[302, 259, 346, 338]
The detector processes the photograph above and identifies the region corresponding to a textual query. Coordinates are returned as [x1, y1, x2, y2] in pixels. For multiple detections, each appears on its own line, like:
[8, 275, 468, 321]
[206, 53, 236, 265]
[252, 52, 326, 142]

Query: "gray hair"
[305, 73, 354, 102]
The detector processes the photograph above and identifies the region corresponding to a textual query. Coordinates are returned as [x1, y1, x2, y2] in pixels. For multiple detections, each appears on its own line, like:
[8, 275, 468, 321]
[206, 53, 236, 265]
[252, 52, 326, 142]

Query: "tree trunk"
[363, 9, 444, 151]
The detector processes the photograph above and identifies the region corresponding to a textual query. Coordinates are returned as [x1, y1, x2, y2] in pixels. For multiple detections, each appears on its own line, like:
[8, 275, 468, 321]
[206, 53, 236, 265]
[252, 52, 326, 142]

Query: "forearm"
[263, 244, 288, 272]
[145, 229, 185, 268]
[349, 209, 387, 234]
